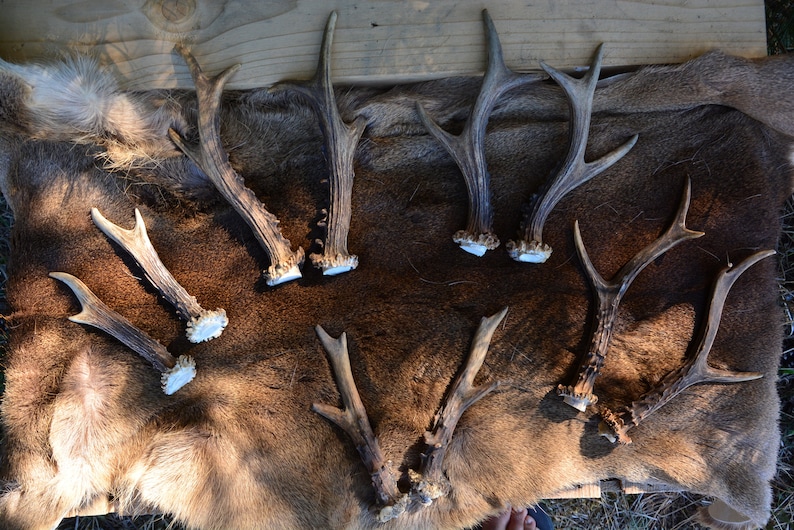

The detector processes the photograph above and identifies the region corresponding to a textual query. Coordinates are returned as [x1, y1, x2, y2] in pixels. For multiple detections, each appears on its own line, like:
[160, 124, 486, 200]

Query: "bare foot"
[481, 506, 538, 530]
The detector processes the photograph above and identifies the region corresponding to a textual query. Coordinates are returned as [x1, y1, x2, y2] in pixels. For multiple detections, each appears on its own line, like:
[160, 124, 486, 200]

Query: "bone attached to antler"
[92, 208, 227, 343]
[599, 249, 773, 445]
[169, 45, 304, 287]
[557, 180, 703, 411]
[416, 10, 542, 257]
[506, 44, 638, 264]
[49, 272, 196, 395]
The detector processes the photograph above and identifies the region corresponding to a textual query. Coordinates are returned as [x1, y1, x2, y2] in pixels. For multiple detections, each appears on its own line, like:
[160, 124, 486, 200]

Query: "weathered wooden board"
[0, 0, 767, 89]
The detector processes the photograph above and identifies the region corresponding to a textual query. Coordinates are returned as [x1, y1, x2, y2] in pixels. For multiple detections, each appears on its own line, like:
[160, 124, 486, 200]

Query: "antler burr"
[416, 10, 542, 256]
[50, 272, 196, 395]
[557, 180, 704, 412]
[271, 12, 366, 276]
[91, 208, 227, 343]
[169, 45, 304, 286]
[506, 44, 639, 264]
[599, 250, 773, 444]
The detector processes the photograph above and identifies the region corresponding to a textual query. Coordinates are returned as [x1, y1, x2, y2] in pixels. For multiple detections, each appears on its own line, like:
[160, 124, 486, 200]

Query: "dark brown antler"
[599, 249, 773, 444]
[49, 272, 196, 395]
[506, 44, 639, 264]
[557, 180, 704, 411]
[312, 326, 408, 522]
[169, 45, 304, 286]
[271, 12, 367, 276]
[416, 10, 542, 257]
[409, 308, 506, 505]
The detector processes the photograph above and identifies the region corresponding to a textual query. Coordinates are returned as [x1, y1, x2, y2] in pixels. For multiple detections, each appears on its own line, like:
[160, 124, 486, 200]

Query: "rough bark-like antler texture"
[599, 250, 772, 445]
[312, 326, 408, 522]
[416, 9, 542, 256]
[169, 45, 304, 286]
[49, 272, 195, 395]
[506, 44, 639, 264]
[409, 308, 506, 505]
[271, 12, 366, 276]
[557, 180, 704, 411]
[92, 208, 227, 343]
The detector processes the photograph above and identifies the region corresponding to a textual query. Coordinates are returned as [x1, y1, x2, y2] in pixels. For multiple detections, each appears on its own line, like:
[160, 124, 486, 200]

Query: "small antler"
[169, 45, 304, 286]
[92, 208, 227, 343]
[410, 308, 506, 505]
[49, 272, 196, 395]
[557, 180, 704, 411]
[599, 249, 773, 444]
[416, 10, 542, 256]
[312, 326, 408, 522]
[506, 44, 639, 263]
[271, 12, 366, 276]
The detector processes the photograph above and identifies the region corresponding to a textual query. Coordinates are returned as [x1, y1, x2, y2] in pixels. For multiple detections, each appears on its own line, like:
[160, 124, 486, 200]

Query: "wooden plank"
[0, 0, 766, 90]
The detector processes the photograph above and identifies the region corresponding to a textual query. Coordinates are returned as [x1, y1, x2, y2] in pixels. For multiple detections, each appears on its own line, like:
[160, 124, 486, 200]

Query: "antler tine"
[416, 9, 543, 257]
[169, 45, 304, 286]
[312, 326, 408, 522]
[599, 249, 773, 445]
[410, 308, 506, 505]
[507, 44, 640, 263]
[49, 272, 196, 395]
[92, 208, 227, 343]
[271, 12, 367, 276]
[557, 180, 704, 412]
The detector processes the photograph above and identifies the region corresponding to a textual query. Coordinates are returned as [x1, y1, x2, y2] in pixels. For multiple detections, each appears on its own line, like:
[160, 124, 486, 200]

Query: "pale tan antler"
[169, 45, 304, 286]
[557, 180, 704, 411]
[49, 272, 195, 395]
[506, 44, 639, 264]
[409, 308, 506, 505]
[271, 12, 366, 276]
[312, 326, 408, 522]
[416, 10, 543, 257]
[92, 208, 227, 343]
[599, 249, 773, 444]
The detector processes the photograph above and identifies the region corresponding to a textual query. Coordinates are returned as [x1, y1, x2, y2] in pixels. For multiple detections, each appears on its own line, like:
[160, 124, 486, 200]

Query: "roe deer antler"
[169, 45, 305, 286]
[312, 326, 408, 522]
[270, 12, 367, 276]
[557, 180, 703, 411]
[92, 208, 227, 343]
[599, 250, 773, 445]
[49, 272, 196, 395]
[506, 44, 639, 264]
[416, 10, 542, 256]
[409, 308, 506, 505]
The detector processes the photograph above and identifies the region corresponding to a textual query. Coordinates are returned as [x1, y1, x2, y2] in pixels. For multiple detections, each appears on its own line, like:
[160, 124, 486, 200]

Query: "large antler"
[92, 208, 227, 343]
[416, 10, 542, 256]
[169, 45, 305, 286]
[557, 180, 704, 412]
[312, 326, 408, 522]
[599, 250, 773, 444]
[271, 12, 367, 276]
[49, 272, 196, 395]
[506, 44, 639, 264]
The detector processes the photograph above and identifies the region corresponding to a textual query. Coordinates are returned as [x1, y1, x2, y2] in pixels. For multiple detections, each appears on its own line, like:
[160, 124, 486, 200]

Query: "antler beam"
[169, 45, 304, 286]
[599, 250, 773, 444]
[507, 44, 639, 263]
[416, 10, 542, 256]
[49, 272, 196, 395]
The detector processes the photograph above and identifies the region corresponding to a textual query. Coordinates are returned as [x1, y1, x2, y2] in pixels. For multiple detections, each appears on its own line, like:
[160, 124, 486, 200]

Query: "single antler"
[92, 208, 227, 343]
[599, 250, 773, 444]
[49, 272, 196, 395]
[271, 12, 367, 276]
[169, 45, 305, 286]
[557, 180, 704, 411]
[416, 10, 542, 256]
[312, 326, 408, 522]
[506, 44, 639, 263]
[409, 308, 506, 505]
